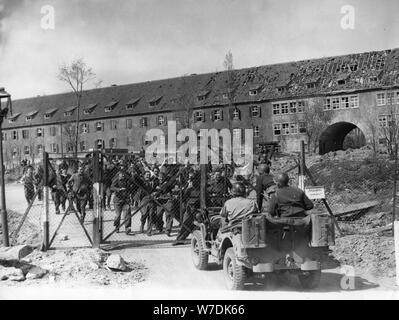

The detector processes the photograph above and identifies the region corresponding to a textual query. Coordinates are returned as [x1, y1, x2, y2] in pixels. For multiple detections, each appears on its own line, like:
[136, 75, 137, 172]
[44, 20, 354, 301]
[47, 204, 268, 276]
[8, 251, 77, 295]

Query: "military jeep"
[191, 208, 335, 290]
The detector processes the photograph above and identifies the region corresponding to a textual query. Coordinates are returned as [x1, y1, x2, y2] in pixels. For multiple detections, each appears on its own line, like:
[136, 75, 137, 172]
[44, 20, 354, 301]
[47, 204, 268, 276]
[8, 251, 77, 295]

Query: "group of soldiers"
[20, 150, 314, 244]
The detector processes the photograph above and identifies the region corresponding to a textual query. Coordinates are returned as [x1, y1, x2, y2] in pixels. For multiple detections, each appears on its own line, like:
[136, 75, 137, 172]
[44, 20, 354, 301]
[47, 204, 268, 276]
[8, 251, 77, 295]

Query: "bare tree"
[298, 97, 334, 153]
[362, 104, 380, 159]
[58, 58, 95, 156]
[172, 77, 196, 130]
[380, 89, 399, 159]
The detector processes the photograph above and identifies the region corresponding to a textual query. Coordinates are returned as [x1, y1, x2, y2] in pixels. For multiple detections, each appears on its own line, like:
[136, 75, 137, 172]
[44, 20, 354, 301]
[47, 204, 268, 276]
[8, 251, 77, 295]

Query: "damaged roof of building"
[4, 48, 399, 129]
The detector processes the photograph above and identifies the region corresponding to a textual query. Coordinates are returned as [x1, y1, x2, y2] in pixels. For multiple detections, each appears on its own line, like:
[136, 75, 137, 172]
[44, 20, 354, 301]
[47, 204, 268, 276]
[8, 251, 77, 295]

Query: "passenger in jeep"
[267, 173, 314, 218]
[220, 182, 258, 227]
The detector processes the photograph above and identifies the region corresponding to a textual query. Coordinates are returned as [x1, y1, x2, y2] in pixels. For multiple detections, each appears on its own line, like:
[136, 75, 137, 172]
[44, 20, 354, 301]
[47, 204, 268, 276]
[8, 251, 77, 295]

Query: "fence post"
[298, 140, 306, 190]
[200, 164, 208, 211]
[393, 143, 399, 286]
[41, 151, 49, 251]
[92, 151, 102, 247]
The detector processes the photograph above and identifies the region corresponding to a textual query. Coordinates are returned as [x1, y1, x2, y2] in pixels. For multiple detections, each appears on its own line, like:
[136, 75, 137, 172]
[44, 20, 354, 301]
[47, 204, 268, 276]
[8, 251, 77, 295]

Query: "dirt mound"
[332, 233, 395, 278]
[12, 248, 148, 287]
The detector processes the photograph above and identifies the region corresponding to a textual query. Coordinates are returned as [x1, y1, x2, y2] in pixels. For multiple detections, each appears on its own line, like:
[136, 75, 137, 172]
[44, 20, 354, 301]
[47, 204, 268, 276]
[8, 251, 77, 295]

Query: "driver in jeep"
[220, 182, 258, 227]
[267, 173, 314, 218]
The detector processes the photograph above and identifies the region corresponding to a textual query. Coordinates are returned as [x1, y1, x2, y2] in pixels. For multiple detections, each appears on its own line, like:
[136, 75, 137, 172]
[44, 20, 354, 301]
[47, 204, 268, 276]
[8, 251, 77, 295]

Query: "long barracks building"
[3, 48, 399, 167]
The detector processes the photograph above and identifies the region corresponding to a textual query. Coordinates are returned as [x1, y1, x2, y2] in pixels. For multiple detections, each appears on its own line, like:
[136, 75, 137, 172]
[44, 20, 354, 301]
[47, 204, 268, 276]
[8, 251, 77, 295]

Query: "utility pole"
[0, 88, 11, 247]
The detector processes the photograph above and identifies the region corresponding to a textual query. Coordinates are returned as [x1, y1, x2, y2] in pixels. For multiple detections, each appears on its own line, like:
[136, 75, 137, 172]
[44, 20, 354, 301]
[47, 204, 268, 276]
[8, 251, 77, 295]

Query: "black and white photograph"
[0, 0, 398, 303]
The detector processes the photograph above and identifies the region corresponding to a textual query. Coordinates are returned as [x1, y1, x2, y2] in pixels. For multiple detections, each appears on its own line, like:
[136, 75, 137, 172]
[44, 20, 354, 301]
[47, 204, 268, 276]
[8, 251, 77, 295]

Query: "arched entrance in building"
[319, 122, 366, 155]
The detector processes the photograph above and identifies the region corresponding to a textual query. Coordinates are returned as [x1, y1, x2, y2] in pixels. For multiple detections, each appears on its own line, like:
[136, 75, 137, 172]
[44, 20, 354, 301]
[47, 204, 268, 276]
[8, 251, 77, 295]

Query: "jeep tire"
[223, 247, 247, 290]
[191, 230, 209, 270]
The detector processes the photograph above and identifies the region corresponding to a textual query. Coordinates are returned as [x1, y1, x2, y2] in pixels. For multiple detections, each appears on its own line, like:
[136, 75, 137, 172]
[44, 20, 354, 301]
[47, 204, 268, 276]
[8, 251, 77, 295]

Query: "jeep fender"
[218, 234, 245, 265]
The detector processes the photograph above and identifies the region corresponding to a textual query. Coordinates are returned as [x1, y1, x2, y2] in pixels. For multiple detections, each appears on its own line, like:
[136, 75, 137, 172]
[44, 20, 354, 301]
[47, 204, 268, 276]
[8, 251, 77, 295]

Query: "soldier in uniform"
[208, 168, 232, 207]
[174, 169, 201, 245]
[68, 165, 91, 222]
[255, 164, 275, 212]
[220, 182, 258, 226]
[267, 173, 314, 218]
[21, 166, 35, 204]
[110, 170, 133, 234]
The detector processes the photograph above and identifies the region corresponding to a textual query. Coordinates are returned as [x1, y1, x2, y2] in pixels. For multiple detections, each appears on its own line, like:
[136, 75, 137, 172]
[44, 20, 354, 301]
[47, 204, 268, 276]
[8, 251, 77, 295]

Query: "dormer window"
[336, 74, 349, 86]
[149, 96, 162, 107]
[64, 106, 76, 117]
[104, 101, 118, 113]
[8, 113, 21, 123]
[126, 97, 141, 110]
[197, 90, 210, 102]
[249, 84, 261, 96]
[44, 108, 58, 119]
[277, 87, 287, 93]
[306, 76, 320, 89]
[25, 111, 38, 122]
[83, 103, 97, 115]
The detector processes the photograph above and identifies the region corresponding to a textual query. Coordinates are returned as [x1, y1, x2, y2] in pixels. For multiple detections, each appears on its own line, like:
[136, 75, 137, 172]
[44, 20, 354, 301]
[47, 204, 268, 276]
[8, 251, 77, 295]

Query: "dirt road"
[2, 183, 399, 299]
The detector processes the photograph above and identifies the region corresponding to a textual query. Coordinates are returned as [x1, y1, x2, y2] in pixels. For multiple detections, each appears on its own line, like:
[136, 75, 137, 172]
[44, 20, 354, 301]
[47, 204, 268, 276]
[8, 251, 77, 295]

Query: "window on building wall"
[140, 117, 148, 127]
[96, 139, 104, 149]
[126, 119, 133, 129]
[157, 115, 166, 126]
[109, 138, 117, 148]
[96, 122, 104, 132]
[194, 111, 204, 122]
[297, 101, 305, 113]
[341, 96, 350, 109]
[36, 144, 43, 155]
[273, 103, 280, 115]
[323, 98, 331, 111]
[50, 143, 58, 153]
[24, 146, 30, 155]
[213, 109, 223, 121]
[49, 127, 57, 136]
[350, 95, 359, 108]
[66, 143, 74, 153]
[397, 92, 399, 105]
[232, 108, 240, 120]
[253, 126, 260, 138]
[2, 133, 6, 141]
[22, 130, 29, 139]
[80, 123, 89, 134]
[387, 92, 395, 105]
[281, 103, 289, 114]
[378, 115, 389, 127]
[377, 93, 386, 106]
[289, 102, 297, 113]
[273, 124, 281, 136]
[80, 141, 86, 152]
[299, 122, 307, 133]
[282, 123, 290, 135]
[290, 123, 298, 134]
[332, 97, 340, 109]
[251, 106, 260, 117]
[36, 128, 44, 137]
[110, 120, 118, 130]
[12, 130, 18, 140]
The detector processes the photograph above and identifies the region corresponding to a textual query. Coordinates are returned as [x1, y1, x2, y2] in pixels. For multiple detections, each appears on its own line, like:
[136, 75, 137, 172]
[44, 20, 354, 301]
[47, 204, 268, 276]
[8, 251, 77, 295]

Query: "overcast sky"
[0, 0, 398, 99]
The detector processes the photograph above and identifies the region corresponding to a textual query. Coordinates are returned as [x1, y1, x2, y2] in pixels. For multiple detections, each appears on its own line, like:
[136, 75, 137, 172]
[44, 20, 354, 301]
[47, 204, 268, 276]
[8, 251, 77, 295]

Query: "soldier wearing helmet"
[220, 182, 258, 226]
[255, 164, 275, 211]
[267, 173, 314, 218]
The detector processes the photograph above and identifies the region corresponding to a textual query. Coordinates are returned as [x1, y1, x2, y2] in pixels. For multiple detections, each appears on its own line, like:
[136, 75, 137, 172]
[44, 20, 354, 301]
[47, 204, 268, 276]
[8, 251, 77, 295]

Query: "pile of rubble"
[0, 245, 148, 287]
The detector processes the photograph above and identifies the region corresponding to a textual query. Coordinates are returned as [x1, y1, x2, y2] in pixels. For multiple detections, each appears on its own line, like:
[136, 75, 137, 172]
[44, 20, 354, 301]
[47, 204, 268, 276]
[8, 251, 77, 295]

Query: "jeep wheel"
[191, 230, 209, 270]
[223, 247, 247, 290]
[298, 270, 321, 289]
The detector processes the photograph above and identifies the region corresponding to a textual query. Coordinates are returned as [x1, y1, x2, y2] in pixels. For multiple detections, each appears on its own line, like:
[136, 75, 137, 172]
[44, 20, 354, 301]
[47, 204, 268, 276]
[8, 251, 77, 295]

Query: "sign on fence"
[305, 186, 326, 200]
